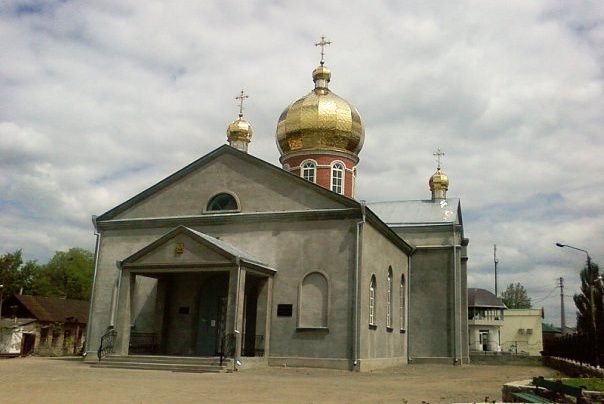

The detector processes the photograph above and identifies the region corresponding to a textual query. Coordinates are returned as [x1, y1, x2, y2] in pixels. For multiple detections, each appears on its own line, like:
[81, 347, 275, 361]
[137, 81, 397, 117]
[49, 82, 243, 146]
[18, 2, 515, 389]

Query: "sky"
[1, 0, 603, 327]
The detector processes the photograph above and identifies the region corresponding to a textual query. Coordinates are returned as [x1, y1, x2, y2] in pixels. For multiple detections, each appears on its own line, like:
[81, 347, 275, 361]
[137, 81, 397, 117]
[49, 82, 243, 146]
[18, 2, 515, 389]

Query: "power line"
[531, 286, 558, 303]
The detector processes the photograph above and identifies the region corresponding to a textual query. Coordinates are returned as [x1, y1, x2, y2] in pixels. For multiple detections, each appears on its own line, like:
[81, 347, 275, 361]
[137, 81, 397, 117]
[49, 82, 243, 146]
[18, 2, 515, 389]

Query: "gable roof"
[366, 198, 460, 225]
[121, 225, 276, 274]
[467, 288, 506, 308]
[10, 295, 89, 323]
[96, 145, 359, 222]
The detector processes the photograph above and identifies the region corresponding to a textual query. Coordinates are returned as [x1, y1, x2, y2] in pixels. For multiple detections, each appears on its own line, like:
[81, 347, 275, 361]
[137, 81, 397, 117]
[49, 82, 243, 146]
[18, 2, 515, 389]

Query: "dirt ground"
[0, 357, 559, 403]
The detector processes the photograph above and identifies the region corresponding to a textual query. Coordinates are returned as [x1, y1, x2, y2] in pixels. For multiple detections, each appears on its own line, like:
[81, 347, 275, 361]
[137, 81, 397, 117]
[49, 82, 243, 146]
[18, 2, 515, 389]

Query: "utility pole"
[559, 277, 566, 334]
[494, 244, 499, 296]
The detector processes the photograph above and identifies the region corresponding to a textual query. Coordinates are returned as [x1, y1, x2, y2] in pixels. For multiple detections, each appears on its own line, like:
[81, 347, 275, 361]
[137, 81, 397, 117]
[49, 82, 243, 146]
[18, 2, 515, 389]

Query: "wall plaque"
[277, 304, 293, 317]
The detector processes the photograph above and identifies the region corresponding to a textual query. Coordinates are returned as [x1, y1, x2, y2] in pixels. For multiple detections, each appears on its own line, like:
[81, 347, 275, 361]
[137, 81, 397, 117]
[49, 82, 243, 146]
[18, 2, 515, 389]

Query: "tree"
[501, 282, 532, 309]
[39, 248, 94, 300]
[573, 261, 603, 342]
[0, 250, 42, 297]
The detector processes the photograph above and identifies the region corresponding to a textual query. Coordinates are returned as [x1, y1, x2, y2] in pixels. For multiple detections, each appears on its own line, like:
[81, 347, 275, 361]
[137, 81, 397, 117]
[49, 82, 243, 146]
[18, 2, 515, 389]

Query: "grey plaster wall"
[391, 222, 469, 363]
[392, 226, 455, 247]
[359, 224, 408, 362]
[131, 275, 157, 333]
[407, 248, 454, 359]
[88, 218, 358, 362]
[87, 227, 169, 351]
[113, 153, 347, 220]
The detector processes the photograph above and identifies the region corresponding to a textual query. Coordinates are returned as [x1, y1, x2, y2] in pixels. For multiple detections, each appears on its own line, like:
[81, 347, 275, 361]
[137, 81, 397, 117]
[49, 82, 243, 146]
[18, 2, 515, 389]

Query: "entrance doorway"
[196, 275, 228, 356]
[479, 330, 489, 351]
[126, 269, 270, 358]
[21, 333, 35, 356]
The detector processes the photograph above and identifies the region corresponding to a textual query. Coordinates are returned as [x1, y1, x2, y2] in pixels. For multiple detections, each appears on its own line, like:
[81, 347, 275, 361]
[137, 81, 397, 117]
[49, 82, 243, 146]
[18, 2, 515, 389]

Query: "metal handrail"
[97, 327, 117, 361]
[219, 333, 236, 366]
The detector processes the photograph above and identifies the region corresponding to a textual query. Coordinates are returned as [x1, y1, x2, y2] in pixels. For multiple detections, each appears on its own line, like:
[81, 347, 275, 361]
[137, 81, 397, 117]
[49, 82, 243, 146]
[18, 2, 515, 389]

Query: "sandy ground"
[0, 357, 560, 403]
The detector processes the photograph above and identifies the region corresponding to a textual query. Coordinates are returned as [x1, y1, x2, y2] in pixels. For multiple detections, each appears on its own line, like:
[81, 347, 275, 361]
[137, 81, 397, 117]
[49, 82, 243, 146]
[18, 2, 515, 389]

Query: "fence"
[542, 333, 601, 368]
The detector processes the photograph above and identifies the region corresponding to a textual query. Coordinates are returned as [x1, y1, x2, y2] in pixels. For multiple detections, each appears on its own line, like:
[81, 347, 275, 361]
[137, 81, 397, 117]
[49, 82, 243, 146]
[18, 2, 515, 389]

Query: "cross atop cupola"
[314, 35, 331, 65]
[235, 90, 249, 118]
[433, 147, 445, 170]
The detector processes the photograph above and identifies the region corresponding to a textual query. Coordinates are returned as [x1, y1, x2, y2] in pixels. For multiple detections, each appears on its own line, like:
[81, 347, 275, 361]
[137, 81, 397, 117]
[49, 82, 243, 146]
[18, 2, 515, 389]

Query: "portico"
[110, 226, 275, 362]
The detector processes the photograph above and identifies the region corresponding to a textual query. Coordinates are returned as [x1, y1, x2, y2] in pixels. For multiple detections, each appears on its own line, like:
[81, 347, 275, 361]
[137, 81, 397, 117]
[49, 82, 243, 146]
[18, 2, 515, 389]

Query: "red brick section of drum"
[282, 154, 357, 198]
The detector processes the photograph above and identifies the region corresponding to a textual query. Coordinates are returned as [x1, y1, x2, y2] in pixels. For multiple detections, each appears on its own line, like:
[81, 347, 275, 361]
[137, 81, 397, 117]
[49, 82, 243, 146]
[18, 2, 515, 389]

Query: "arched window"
[301, 160, 316, 183]
[400, 274, 406, 331]
[369, 275, 376, 326]
[331, 162, 344, 194]
[387, 267, 393, 328]
[299, 272, 328, 328]
[206, 192, 238, 212]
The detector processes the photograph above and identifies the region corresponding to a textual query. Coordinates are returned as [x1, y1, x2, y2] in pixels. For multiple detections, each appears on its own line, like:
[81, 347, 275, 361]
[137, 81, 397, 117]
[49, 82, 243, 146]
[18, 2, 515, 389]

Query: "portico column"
[255, 276, 273, 357]
[115, 269, 134, 355]
[226, 264, 246, 365]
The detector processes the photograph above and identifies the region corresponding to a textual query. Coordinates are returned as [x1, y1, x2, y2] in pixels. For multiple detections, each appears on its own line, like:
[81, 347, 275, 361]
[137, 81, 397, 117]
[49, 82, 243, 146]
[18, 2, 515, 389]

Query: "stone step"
[91, 355, 232, 373]
[105, 355, 230, 365]
[91, 360, 228, 373]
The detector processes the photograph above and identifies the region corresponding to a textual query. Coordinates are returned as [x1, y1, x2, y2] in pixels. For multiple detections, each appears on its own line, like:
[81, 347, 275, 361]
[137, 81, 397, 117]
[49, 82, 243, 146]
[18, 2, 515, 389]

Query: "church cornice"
[96, 208, 362, 230]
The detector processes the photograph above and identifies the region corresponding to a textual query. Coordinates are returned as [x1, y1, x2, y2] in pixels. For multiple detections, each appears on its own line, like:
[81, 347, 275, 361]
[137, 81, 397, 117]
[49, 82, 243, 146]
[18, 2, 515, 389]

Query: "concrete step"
[103, 355, 230, 366]
[90, 355, 231, 373]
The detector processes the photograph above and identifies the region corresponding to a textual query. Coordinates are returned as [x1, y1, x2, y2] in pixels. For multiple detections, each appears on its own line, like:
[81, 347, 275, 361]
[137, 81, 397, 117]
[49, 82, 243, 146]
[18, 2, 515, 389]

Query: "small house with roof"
[0, 295, 89, 356]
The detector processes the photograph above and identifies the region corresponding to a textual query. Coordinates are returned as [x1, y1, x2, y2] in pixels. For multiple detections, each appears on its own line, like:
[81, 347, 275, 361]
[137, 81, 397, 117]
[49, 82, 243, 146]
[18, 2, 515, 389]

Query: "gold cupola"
[429, 148, 449, 200]
[276, 38, 364, 162]
[227, 90, 252, 153]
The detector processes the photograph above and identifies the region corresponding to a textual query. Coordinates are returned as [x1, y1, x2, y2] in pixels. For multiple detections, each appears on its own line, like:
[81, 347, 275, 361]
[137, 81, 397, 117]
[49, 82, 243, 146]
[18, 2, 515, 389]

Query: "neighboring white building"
[468, 289, 544, 357]
[468, 288, 505, 352]
[500, 309, 543, 356]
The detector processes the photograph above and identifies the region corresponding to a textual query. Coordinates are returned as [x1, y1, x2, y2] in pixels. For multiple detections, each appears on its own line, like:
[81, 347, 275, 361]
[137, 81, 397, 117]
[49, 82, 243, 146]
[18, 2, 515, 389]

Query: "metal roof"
[467, 288, 506, 308]
[366, 198, 460, 225]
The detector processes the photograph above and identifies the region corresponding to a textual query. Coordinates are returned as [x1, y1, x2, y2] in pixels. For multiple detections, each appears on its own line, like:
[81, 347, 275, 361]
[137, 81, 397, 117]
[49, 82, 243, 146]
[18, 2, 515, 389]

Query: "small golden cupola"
[227, 90, 253, 153]
[429, 147, 449, 200]
[276, 36, 364, 198]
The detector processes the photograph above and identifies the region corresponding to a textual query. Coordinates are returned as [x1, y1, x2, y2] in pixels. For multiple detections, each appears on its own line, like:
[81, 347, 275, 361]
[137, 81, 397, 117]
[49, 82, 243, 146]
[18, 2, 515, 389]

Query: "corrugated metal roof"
[467, 288, 506, 308]
[366, 198, 459, 225]
[12, 295, 89, 323]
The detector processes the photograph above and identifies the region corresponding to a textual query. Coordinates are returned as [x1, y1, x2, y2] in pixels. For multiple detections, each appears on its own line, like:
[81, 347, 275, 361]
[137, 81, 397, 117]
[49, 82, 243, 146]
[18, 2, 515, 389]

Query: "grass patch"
[562, 378, 604, 392]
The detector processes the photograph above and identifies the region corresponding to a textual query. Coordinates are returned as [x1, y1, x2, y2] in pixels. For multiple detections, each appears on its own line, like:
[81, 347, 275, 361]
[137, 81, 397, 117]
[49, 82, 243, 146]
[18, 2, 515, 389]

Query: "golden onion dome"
[429, 168, 449, 191]
[276, 63, 364, 159]
[227, 113, 253, 143]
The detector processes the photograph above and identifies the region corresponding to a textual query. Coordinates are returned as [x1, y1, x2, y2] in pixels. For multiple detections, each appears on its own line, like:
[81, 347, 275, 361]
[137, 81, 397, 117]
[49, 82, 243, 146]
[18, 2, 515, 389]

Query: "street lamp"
[556, 242, 599, 365]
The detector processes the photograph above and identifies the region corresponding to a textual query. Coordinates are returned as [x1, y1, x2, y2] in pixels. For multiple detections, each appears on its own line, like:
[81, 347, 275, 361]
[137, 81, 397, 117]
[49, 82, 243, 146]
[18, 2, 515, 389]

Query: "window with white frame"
[331, 162, 344, 194]
[400, 274, 406, 331]
[301, 160, 316, 183]
[369, 275, 376, 326]
[387, 267, 393, 328]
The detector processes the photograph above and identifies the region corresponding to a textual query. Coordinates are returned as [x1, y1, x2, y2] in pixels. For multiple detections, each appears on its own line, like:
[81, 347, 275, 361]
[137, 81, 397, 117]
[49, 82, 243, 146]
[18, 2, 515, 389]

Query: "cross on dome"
[314, 35, 331, 65]
[433, 147, 445, 170]
[235, 90, 249, 117]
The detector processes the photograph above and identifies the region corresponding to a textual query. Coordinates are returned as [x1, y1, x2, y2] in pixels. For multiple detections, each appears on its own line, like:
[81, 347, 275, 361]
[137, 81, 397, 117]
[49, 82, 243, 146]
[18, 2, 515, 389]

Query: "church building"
[85, 39, 469, 371]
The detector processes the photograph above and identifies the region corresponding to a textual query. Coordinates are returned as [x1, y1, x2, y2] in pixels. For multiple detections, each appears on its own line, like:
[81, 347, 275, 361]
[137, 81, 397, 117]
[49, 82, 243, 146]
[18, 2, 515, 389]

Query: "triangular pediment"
[123, 227, 233, 267]
[121, 226, 276, 274]
[98, 145, 357, 221]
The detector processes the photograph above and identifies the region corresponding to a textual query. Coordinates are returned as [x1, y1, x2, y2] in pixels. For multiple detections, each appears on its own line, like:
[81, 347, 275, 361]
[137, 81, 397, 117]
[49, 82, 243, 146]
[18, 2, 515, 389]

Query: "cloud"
[1, 0, 603, 327]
